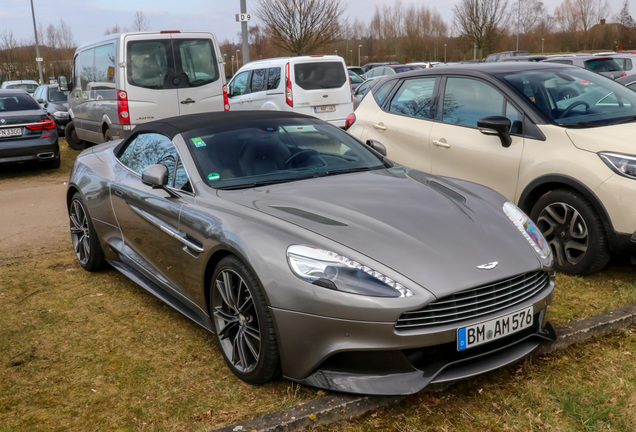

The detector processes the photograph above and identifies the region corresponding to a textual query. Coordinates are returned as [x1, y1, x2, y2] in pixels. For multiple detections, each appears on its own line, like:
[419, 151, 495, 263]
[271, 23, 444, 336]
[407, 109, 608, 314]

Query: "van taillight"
[117, 90, 130, 125]
[26, 118, 56, 130]
[285, 62, 293, 107]
[223, 84, 230, 111]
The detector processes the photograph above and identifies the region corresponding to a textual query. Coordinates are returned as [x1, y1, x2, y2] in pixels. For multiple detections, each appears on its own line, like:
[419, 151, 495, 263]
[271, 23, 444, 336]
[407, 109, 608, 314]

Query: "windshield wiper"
[315, 166, 378, 177]
[607, 116, 636, 125]
[216, 177, 313, 190]
[558, 121, 604, 128]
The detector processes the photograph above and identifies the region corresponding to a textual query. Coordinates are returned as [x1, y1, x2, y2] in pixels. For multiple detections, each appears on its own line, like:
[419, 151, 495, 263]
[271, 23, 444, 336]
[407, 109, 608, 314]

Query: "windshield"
[501, 67, 636, 127]
[182, 117, 387, 189]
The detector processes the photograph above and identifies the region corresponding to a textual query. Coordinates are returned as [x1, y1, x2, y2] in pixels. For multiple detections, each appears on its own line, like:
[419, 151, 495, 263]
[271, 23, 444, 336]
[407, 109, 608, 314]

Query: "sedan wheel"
[530, 189, 610, 275]
[69, 192, 106, 271]
[211, 256, 279, 384]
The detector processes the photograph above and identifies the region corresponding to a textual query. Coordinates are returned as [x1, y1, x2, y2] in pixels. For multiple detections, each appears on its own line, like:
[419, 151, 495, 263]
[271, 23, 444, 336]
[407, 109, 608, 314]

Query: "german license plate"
[0, 127, 21, 137]
[313, 105, 336, 113]
[457, 306, 533, 351]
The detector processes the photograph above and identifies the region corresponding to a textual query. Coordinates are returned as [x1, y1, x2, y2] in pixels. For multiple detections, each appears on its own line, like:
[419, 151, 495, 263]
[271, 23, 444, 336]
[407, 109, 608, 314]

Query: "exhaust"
[37, 152, 56, 160]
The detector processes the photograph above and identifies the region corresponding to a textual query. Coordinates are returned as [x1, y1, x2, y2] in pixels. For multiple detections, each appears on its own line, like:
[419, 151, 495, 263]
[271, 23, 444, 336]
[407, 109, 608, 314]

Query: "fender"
[517, 174, 612, 230]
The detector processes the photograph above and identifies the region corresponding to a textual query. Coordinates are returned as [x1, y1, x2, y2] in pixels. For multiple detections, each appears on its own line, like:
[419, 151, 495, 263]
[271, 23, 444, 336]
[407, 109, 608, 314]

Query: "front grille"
[396, 271, 551, 331]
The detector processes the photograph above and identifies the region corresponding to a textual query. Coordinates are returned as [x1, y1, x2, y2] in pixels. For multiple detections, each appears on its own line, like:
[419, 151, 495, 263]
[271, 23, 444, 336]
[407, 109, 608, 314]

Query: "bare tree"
[58, 19, 75, 50]
[132, 10, 149, 32]
[46, 24, 60, 49]
[509, 0, 548, 35]
[254, 0, 346, 55]
[0, 30, 20, 80]
[613, 0, 635, 28]
[554, 0, 610, 49]
[453, 0, 509, 58]
[104, 24, 125, 36]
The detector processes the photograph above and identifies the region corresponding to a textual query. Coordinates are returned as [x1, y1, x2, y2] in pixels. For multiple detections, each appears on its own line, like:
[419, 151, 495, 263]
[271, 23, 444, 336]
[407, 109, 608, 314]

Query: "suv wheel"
[65, 122, 88, 150]
[530, 189, 610, 275]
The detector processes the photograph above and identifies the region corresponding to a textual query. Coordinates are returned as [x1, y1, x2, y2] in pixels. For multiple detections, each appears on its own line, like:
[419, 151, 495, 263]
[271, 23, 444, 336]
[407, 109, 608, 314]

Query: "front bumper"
[272, 280, 554, 395]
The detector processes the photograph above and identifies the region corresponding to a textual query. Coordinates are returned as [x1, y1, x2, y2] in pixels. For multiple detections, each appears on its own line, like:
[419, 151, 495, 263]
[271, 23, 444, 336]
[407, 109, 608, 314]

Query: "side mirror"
[141, 164, 181, 198]
[142, 164, 169, 188]
[58, 76, 69, 92]
[366, 139, 387, 156]
[477, 116, 512, 148]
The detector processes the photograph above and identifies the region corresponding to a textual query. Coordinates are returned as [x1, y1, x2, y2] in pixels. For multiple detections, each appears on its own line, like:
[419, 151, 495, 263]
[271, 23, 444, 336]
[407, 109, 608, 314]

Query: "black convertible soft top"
[128, 110, 315, 140]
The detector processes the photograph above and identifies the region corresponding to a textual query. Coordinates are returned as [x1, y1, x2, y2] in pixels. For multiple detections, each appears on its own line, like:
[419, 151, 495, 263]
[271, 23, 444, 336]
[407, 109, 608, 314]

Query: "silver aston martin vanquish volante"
[67, 110, 556, 395]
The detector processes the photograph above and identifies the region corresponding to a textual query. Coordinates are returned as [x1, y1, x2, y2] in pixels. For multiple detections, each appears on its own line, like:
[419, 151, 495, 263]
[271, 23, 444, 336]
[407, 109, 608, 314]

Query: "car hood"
[566, 123, 636, 154]
[218, 168, 544, 299]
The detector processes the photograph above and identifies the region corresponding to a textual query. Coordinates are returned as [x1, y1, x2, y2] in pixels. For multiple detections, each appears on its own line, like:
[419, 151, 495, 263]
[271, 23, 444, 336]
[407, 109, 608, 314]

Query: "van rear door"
[124, 33, 180, 123]
[291, 58, 353, 127]
[170, 32, 226, 115]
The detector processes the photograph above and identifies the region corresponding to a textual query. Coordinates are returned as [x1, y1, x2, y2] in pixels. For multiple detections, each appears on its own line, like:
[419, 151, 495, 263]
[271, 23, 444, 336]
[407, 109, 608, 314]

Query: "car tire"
[45, 154, 61, 169]
[104, 128, 113, 142]
[530, 189, 610, 275]
[211, 255, 280, 384]
[69, 192, 106, 272]
[65, 122, 87, 151]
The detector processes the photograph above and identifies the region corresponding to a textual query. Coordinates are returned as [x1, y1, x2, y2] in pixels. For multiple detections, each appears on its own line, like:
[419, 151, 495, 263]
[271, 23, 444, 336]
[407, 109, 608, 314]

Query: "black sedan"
[67, 111, 555, 395]
[33, 84, 70, 135]
[0, 89, 60, 169]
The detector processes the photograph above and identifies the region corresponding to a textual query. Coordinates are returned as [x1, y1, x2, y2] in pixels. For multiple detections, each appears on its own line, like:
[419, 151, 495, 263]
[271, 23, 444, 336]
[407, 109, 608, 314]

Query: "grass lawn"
[1, 140, 634, 431]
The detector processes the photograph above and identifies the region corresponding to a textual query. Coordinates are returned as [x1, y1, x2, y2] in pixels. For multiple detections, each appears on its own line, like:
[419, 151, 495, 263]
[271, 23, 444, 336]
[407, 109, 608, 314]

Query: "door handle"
[372, 122, 387, 130]
[433, 139, 451, 148]
[180, 98, 196, 104]
[113, 188, 124, 197]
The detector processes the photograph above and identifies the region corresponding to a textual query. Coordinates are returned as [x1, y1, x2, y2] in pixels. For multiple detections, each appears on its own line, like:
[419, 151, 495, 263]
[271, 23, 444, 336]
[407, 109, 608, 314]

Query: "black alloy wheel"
[69, 192, 106, 271]
[211, 256, 279, 384]
[530, 189, 610, 275]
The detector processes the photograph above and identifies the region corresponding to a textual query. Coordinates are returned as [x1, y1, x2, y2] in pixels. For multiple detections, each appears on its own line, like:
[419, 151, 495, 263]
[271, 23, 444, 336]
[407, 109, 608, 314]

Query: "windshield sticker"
[208, 173, 221, 181]
[191, 137, 206, 147]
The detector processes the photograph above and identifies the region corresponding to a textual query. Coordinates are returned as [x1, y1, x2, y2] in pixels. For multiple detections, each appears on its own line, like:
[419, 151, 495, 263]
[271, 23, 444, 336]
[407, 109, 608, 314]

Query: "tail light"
[344, 113, 356, 130]
[117, 90, 130, 126]
[223, 84, 230, 111]
[26, 118, 56, 130]
[285, 62, 293, 107]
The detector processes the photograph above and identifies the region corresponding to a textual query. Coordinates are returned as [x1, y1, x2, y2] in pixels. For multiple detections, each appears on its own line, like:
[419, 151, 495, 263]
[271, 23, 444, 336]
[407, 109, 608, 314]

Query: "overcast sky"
[1, 0, 629, 49]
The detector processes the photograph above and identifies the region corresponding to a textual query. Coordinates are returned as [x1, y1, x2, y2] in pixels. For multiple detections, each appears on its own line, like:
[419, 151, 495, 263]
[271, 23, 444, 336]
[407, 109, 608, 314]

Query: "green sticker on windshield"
[191, 137, 206, 147]
[208, 173, 221, 181]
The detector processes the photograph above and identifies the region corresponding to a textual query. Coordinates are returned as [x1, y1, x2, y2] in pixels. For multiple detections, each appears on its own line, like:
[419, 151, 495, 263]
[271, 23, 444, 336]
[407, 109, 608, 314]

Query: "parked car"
[542, 55, 626, 79]
[67, 110, 555, 395]
[361, 61, 399, 74]
[33, 84, 69, 135]
[616, 74, 636, 90]
[346, 62, 636, 275]
[227, 56, 353, 128]
[601, 53, 636, 77]
[502, 55, 549, 62]
[1, 79, 39, 96]
[485, 51, 530, 62]
[363, 64, 422, 79]
[352, 77, 380, 110]
[348, 69, 365, 91]
[0, 89, 59, 168]
[60, 30, 228, 150]
[347, 66, 365, 76]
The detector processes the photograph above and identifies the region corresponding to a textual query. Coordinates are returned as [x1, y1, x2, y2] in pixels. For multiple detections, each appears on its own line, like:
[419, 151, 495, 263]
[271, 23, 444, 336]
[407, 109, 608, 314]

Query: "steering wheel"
[285, 149, 320, 167]
[560, 101, 590, 118]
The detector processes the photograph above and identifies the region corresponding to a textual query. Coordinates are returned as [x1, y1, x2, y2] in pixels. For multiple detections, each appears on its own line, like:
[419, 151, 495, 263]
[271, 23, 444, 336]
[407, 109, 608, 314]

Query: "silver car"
[67, 111, 555, 395]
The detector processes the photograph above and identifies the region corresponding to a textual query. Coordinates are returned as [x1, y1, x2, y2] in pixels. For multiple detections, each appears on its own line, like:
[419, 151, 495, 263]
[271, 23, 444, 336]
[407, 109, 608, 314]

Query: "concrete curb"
[214, 304, 636, 432]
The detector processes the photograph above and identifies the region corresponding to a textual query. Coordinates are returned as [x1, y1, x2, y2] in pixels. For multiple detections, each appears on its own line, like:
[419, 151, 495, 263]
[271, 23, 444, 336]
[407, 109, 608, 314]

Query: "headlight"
[599, 152, 636, 180]
[287, 245, 413, 298]
[503, 202, 551, 260]
[53, 111, 69, 119]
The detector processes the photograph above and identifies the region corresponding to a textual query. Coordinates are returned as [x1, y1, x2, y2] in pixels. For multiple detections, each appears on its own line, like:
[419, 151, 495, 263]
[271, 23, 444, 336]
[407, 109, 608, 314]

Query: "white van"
[62, 30, 228, 149]
[227, 56, 353, 127]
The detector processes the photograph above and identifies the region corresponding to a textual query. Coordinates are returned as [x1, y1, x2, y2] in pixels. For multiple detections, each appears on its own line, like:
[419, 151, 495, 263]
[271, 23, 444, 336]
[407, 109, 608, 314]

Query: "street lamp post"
[30, 0, 43, 84]
[236, 50, 240, 71]
[358, 45, 362, 66]
[231, 55, 235, 75]
[444, 43, 447, 63]
[350, 49, 352, 66]
[542, 38, 545, 53]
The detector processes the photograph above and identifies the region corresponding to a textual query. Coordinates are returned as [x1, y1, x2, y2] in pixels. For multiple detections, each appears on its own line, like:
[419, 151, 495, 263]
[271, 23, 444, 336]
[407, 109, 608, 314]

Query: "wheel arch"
[517, 174, 612, 230]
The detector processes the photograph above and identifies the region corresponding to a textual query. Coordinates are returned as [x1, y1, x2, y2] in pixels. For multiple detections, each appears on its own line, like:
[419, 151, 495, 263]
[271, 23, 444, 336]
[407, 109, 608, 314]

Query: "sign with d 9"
[235, 13, 252, 22]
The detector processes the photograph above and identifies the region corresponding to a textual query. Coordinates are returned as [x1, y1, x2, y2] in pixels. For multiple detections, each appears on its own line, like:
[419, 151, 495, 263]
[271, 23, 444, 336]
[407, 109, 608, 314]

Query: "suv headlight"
[599, 152, 636, 180]
[503, 202, 551, 260]
[287, 245, 413, 298]
[53, 111, 69, 119]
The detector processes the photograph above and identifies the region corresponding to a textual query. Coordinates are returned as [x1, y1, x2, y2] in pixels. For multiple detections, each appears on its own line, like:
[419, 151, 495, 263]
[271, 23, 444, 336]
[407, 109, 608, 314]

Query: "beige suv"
[346, 62, 636, 275]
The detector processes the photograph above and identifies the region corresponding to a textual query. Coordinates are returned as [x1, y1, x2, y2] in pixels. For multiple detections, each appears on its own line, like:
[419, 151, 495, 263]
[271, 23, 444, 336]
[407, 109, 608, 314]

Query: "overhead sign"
[235, 13, 252, 22]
